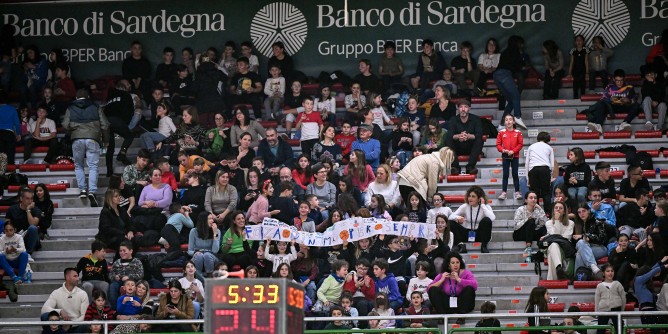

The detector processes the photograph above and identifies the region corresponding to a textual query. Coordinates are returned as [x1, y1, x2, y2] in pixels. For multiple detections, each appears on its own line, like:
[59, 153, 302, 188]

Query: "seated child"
[371, 292, 396, 329]
[313, 259, 349, 313]
[323, 306, 352, 330]
[405, 290, 436, 329]
[43, 310, 66, 334]
[474, 301, 501, 334]
[340, 291, 359, 328]
[406, 261, 434, 307]
[85, 290, 116, 322]
[116, 279, 142, 317]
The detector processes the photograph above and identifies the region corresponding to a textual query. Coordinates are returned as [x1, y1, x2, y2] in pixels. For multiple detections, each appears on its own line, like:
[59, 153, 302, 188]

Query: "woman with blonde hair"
[397, 146, 454, 204]
[367, 164, 401, 214]
[204, 169, 238, 226]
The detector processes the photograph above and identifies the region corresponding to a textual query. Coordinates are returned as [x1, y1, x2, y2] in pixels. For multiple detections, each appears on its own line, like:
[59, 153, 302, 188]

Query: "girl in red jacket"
[496, 114, 524, 200]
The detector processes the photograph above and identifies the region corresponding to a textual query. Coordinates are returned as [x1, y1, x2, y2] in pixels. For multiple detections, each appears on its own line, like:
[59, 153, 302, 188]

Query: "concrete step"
[51, 218, 99, 230]
[39, 239, 94, 251]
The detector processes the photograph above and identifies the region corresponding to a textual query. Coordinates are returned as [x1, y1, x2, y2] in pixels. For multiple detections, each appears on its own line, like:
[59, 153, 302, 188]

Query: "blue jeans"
[191, 252, 218, 274]
[0, 252, 28, 279]
[128, 112, 142, 130]
[493, 69, 522, 118]
[575, 239, 608, 269]
[305, 281, 317, 303]
[108, 280, 123, 311]
[635, 262, 663, 304]
[395, 150, 411, 168]
[568, 186, 588, 205]
[139, 132, 167, 151]
[502, 157, 519, 192]
[22, 225, 39, 253]
[72, 139, 100, 194]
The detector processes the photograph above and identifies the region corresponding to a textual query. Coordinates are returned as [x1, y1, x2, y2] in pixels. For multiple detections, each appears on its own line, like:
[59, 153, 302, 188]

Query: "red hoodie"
[343, 274, 375, 301]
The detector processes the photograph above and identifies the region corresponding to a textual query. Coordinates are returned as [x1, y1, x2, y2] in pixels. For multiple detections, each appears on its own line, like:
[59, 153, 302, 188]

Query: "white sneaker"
[28, 255, 34, 263]
[498, 192, 507, 200]
[158, 237, 168, 246]
[587, 122, 603, 134]
[515, 117, 527, 130]
[645, 121, 654, 131]
[619, 121, 631, 131]
[515, 192, 523, 200]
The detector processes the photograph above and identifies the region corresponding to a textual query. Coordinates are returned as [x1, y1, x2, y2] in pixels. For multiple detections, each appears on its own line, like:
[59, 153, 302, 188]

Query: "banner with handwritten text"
[244, 217, 436, 247]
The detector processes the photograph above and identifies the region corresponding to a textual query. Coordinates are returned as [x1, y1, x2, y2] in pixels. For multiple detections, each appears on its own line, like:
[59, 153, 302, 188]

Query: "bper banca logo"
[250, 2, 308, 58]
[572, 0, 630, 47]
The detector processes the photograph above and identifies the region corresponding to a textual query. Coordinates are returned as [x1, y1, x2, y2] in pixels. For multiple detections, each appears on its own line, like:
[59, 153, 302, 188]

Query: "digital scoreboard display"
[205, 278, 305, 334]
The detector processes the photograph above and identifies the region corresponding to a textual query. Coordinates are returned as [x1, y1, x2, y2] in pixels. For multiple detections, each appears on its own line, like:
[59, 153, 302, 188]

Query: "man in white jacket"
[41, 267, 89, 333]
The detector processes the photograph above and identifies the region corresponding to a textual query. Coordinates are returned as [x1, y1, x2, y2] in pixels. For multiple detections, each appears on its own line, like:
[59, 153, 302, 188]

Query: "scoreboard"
[205, 278, 305, 334]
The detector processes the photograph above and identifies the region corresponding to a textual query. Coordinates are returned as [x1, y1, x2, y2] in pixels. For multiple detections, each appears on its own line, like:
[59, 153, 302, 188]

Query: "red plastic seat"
[472, 96, 497, 104]
[49, 164, 75, 171]
[15, 146, 50, 154]
[8, 184, 67, 192]
[610, 171, 625, 179]
[635, 130, 663, 138]
[538, 280, 569, 289]
[597, 256, 608, 264]
[547, 303, 566, 312]
[6, 165, 16, 172]
[481, 115, 494, 121]
[18, 164, 47, 172]
[150, 288, 168, 296]
[286, 139, 300, 147]
[447, 174, 476, 183]
[572, 132, 600, 140]
[573, 280, 601, 289]
[624, 302, 635, 311]
[598, 151, 625, 159]
[584, 151, 596, 159]
[580, 94, 601, 102]
[571, 302, 595, 312]
[457, 155, 482, 162]
[258, 120, 278, 128]
[643, 170, 656, 178]
[603, 131, 631, 139]
[661, 170, 668, 178]
[443, 195, 466, 203]
[575, 113, 588, 121]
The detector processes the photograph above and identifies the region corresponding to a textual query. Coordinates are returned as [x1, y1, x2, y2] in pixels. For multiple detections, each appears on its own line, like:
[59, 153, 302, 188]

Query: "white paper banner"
[244, 217, 437, 247]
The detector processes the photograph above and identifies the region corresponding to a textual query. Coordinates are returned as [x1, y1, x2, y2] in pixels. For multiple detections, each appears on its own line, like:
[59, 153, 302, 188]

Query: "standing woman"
[542, 40, 565, 100]
[187, 212, 220, 275]
[230, 106, 266, 149]
[543, 201, 575, 280]
[427, 252, 478, 317]
[476, 38, 500, 92]
[219, 211, 253, 270]
[205, 170, 238, 228]
[155, 280, 196, 332]
[449, 186, 495, 253]
[493, 35, 527, 130]
[513, 191, 548, 249]
[398, 147, 454, 204]
[33, 183, 54, 240]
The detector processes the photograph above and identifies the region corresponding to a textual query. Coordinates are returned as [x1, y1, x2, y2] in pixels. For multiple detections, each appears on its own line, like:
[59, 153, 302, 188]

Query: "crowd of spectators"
[0, 25, 667, 331]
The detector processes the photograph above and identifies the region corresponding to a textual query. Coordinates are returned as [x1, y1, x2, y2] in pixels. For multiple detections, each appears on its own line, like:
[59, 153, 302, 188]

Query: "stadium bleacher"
[0, 82, 666, 333]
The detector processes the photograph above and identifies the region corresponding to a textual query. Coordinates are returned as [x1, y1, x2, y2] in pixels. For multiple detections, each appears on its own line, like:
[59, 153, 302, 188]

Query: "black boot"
[116, 148, 131, 165]
[457, 243, 467, 254]
[481, 243, 489, 253]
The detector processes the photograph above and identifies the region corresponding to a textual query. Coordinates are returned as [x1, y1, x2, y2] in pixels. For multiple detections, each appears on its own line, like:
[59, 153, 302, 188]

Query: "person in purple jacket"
[427, 252, 478, 321]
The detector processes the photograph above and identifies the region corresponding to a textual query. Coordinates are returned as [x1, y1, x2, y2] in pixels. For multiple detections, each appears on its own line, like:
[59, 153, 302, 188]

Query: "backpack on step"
[632, 151, 653, 171]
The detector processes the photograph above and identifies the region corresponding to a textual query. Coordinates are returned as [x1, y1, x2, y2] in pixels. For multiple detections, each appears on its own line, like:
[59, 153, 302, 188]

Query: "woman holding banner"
[397, 146, 454, 205]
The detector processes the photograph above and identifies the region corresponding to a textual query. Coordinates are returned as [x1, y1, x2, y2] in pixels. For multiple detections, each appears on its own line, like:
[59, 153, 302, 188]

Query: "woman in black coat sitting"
[96, 189, 136, 251]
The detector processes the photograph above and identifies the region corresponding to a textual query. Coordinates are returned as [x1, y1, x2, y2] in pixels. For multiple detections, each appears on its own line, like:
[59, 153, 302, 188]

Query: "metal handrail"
[450, 325, 615, 334]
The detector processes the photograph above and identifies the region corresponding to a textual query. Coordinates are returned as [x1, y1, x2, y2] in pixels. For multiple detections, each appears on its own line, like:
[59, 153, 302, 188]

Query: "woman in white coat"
[543, 201, 574, 280]
[397, 147, 454, 204]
